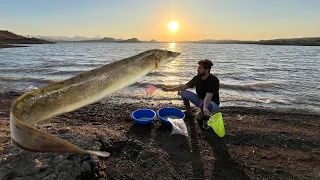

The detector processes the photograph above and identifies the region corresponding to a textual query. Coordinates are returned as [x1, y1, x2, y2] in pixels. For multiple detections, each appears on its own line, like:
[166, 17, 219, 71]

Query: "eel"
[10, 49, 180, 157]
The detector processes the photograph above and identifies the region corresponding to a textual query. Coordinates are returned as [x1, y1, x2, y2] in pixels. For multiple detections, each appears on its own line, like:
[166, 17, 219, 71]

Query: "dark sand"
[0, 92, 319, 180]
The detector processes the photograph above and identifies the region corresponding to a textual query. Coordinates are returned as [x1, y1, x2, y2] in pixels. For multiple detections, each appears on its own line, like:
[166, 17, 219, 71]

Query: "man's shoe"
[202, 119, 210, 130]
[202, 113, 211, 130]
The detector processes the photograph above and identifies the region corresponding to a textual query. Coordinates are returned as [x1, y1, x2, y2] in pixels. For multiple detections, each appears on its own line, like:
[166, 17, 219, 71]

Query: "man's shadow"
[198, 119, 249, 180]
[154, 117, 206, 179]
[126, 117, 249, 179]
[187, 117, 206, 179]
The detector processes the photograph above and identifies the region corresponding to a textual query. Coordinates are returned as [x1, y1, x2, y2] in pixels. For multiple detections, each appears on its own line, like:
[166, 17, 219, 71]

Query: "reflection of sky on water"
[1, 42, 320, 114]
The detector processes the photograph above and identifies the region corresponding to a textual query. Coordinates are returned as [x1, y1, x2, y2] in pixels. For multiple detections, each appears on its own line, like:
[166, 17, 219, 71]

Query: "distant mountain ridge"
[62, 37, 160, 43]
[61, 36, 320, 46]
[188, 38, 320, 46]
[2, 30, 320, 46]
[2, 31, 162, 43]
[31, 35, 103, 42]
[0, 30, 55, 44]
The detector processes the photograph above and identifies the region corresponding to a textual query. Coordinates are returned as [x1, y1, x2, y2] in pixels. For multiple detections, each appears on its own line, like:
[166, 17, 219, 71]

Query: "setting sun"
[168, 21, 179, 33]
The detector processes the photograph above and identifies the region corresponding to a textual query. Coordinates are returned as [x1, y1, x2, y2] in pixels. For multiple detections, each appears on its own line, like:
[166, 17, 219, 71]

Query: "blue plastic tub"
[131, 109, 156, 124]
[157, 107, 185, 125]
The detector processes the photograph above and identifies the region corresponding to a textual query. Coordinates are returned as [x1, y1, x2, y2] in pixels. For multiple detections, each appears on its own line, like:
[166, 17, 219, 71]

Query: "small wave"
[0, 68, 52, 73]
[130, 82, 163, 88]
[109, 93, 180, 101]
[220, 82, 279, 91]
[42, 63, 104, 68]
[214, 72, 242, 76]
[41, 61, 57, 67]
[221, 93, 291, 105]
[47, 70, 86, 76]
[252, 67, 296, 72]
[218, 61, 235, 64]
[0, 77, 63, 84]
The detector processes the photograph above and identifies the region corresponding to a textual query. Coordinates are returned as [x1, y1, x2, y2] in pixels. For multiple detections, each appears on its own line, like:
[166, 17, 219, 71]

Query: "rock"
[99, 171, 106, 178]
[51, 155, 65, 165]
[26, 166, 40, 175]
[57, 128, 70, 134]
[54, 160, 74, 174]
[56, 171, 69, 180]
[91, 142, 101, 150]
[0, 171, 16, 180]
[42, 173, 57, 180]
[81, 155, 92, 161]
[114, 124, 122, 130]
[45, 125, 53, 130]
[11, 177, 26, 180]
[75, 122, 83, 126]
[39, 165, 49, 172]
[80, 161, 91, 173]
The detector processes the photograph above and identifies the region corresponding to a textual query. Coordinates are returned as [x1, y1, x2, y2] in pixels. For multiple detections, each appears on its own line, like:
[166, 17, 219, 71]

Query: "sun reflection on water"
[160, 44, 183, 86]
[169, 42, 175, 49]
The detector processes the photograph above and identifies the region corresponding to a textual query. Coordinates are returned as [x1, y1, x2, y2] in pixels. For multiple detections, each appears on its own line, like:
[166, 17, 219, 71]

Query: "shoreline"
[0, 44, 28, 49]
[1, 92, 319, 179]
[57, 41, 320, 46]
[1, 90, 319, 117]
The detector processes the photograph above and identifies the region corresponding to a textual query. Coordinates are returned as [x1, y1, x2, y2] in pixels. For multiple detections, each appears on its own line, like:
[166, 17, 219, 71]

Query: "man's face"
[197, 65, 205, 76]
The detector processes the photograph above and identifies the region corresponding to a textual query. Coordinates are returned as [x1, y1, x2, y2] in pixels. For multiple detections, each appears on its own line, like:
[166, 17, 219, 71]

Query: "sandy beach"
[0, 92, 319, 180]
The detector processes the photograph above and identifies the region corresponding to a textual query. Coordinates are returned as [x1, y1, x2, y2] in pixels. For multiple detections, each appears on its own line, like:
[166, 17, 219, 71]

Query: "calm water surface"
[0, 43, 319, 114]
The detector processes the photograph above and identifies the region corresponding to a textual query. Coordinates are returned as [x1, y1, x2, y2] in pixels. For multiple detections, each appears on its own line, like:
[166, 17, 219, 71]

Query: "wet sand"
[0, 92, 319, 179]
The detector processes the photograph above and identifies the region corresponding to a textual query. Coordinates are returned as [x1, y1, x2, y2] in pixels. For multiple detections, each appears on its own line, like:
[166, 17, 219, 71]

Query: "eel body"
[10, 49, 180, 157]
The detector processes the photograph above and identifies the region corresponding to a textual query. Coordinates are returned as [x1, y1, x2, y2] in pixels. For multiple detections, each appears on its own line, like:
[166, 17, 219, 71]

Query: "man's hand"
[162, 84, 188, 92]
[203, 107, 211, 116]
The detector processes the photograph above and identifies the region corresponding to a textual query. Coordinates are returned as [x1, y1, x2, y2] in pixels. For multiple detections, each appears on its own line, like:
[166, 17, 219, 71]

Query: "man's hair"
[198, 59, 213, 71]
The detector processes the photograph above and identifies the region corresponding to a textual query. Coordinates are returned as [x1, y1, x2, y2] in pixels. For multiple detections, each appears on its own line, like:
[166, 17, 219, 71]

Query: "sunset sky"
[1, 0, 320, 41]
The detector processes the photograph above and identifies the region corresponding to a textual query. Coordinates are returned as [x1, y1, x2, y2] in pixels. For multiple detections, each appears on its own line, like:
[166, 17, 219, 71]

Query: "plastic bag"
[167, 118, 188, 136]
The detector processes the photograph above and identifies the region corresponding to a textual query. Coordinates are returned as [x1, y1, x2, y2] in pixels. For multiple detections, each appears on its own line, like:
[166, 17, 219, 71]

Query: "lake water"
[0, 42, 319, 114]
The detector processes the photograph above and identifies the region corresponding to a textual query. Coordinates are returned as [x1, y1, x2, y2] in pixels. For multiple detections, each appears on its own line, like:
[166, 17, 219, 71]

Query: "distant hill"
[117, 38, 141, 43]
[100, 37, 118, 42]
[84, 37, 160, 43]
[0, 30, 25, 39]
[190, 37, 320, 46]
[192, 39, 252, 44]
[26, 34, 161, 43]
[257, 37, 320, 46]
[31, 35, 102, 42]
[77, 37, 118, 42]
[0, 30, 55, 44]
[146, 39, 159, 43]
[59, 37, 159, 43]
